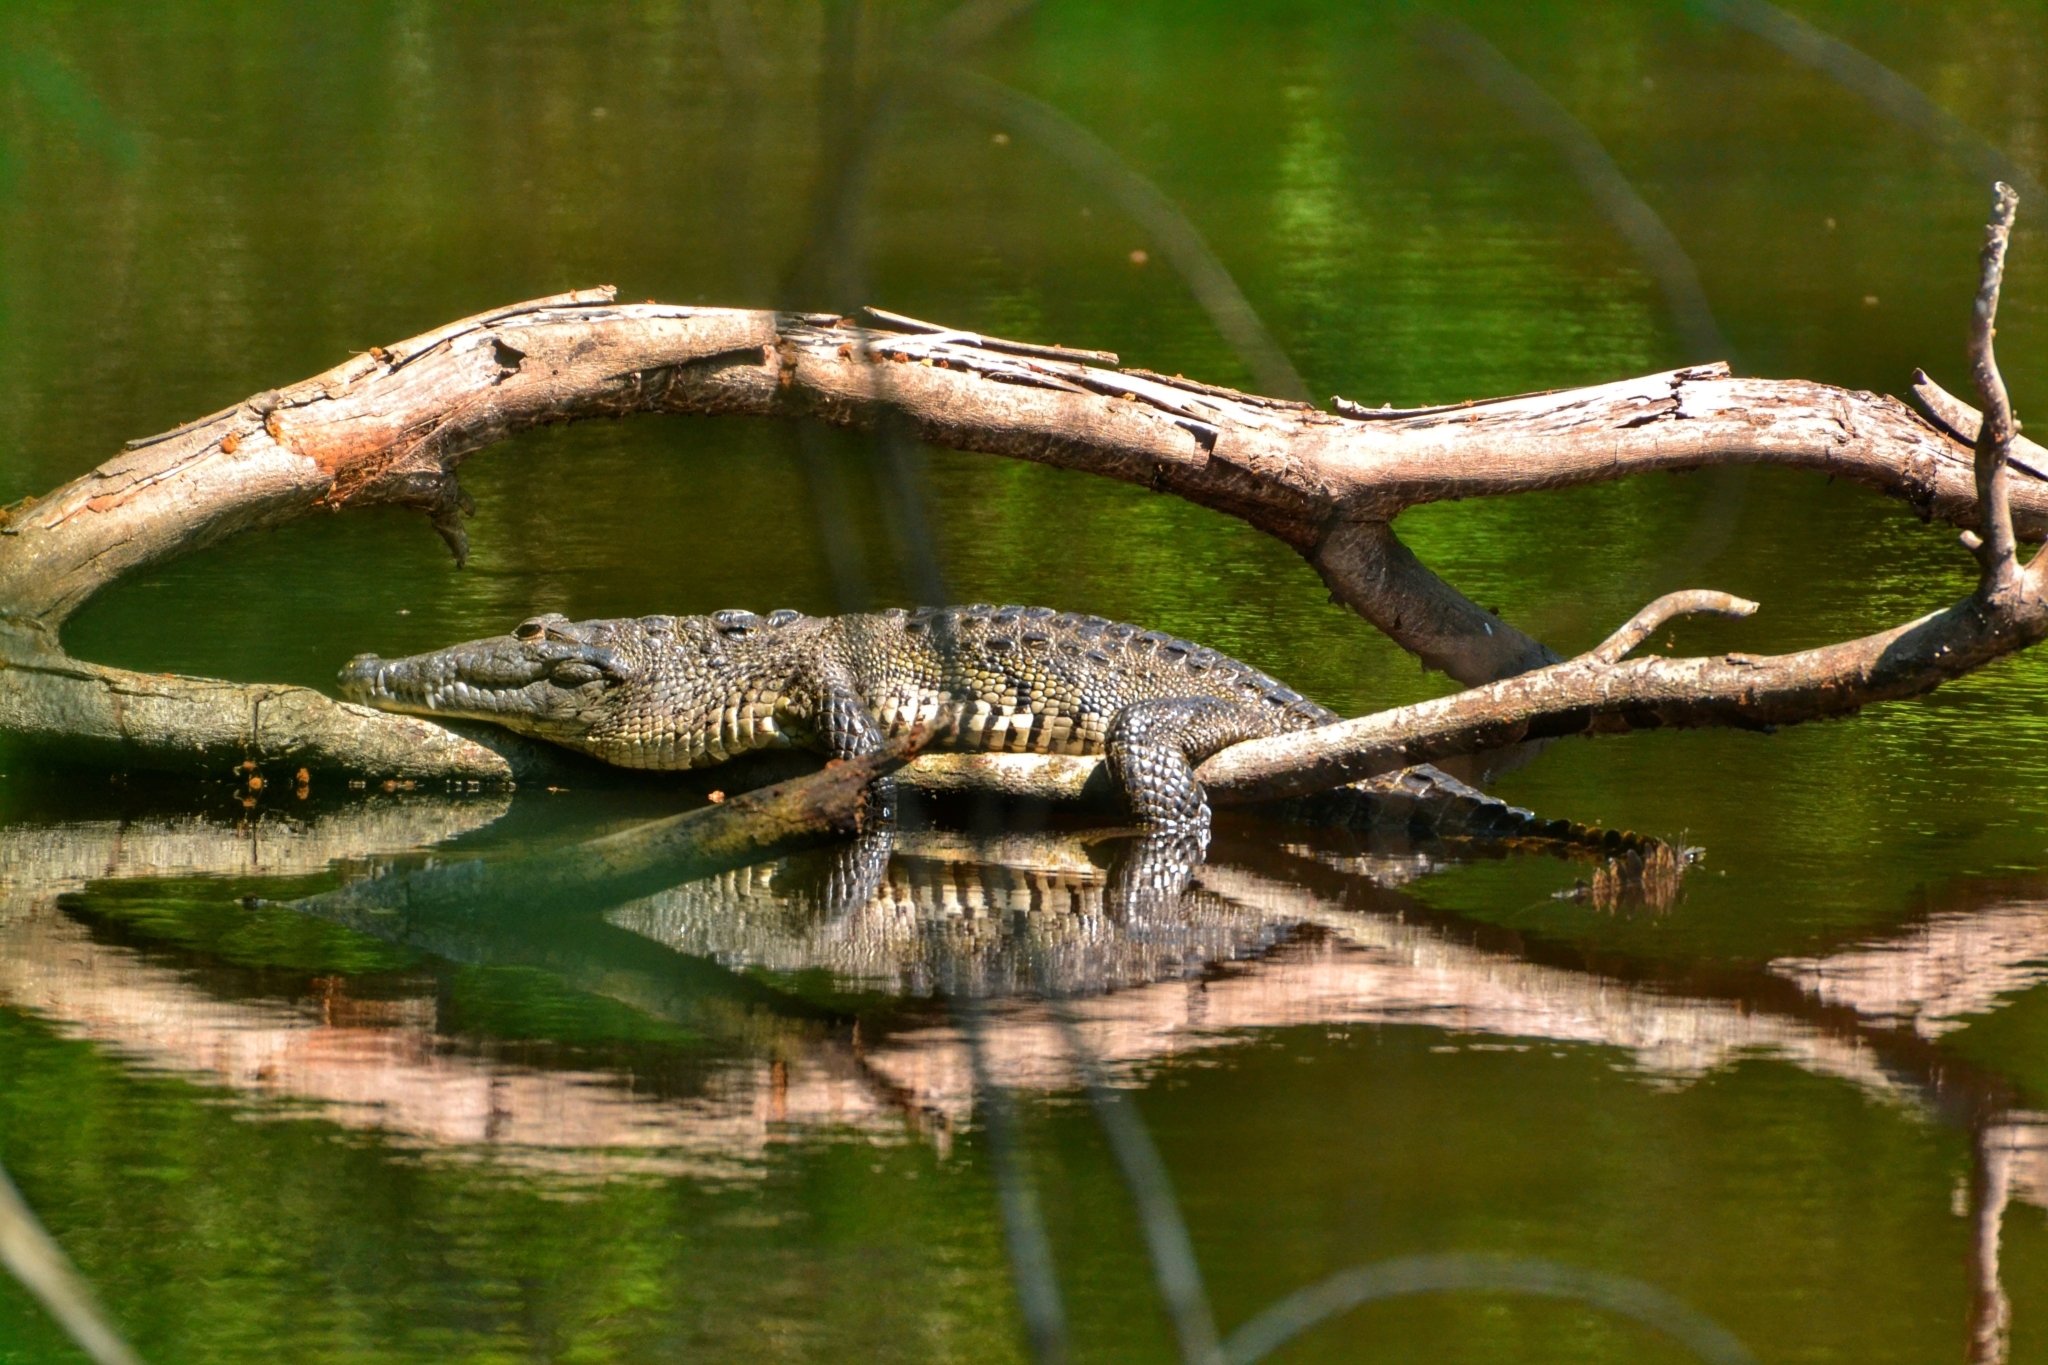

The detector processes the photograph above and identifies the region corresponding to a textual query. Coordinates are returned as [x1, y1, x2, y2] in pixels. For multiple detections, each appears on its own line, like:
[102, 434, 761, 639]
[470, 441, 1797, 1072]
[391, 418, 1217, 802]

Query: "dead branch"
[1968, 183, 2024, 598]
[0, 645, 564, 782]
[1197, 185, 2041, 806]
[1197, 586, 2041, 804]
[0, 302, 2019, 659]
[0, 190, 2035, 802]
[1909, 371, 2048, 481]
[1583, 590, 1759, 665]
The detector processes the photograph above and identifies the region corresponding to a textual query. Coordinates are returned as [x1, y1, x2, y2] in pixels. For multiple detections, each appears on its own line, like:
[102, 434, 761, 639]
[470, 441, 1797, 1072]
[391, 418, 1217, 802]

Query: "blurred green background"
[4, 2, 2048, 1361]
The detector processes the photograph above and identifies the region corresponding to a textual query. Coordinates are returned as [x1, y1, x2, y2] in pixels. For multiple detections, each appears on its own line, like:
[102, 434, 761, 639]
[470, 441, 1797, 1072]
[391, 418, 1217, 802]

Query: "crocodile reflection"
[607, 830, 1304, 999]
[5, 804, 2048, 1224]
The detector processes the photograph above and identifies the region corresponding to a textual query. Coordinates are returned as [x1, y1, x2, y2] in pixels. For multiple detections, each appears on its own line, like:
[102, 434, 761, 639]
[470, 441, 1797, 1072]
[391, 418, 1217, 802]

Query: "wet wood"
[288, 746, 906, 922]
[0, 191, 2037, 800]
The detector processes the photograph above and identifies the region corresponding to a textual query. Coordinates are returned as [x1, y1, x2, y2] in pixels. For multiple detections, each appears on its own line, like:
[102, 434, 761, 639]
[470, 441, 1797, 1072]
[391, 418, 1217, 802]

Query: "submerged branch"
[284, 744, 906, 922]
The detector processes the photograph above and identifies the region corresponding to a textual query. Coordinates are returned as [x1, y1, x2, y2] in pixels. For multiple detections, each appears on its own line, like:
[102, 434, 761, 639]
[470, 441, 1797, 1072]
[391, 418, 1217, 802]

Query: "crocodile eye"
[712, 609, 760, 636]
[514, 619, 546, 640]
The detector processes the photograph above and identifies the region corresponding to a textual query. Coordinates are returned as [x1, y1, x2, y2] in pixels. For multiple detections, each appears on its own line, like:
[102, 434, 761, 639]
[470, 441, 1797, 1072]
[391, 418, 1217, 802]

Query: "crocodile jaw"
[338, 633, 630, 737]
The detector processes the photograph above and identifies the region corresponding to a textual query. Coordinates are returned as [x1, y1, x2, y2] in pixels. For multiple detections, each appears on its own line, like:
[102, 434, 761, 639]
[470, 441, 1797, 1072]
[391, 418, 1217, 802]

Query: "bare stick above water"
[1968, 183, 2023, 598]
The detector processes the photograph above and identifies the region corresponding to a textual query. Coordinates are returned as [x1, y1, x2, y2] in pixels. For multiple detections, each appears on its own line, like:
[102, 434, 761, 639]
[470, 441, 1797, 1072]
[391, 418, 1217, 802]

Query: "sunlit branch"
[0, 194, 2033, 791]
[1968, 182, 2022, 597]
[1583, 590, 1759, 665]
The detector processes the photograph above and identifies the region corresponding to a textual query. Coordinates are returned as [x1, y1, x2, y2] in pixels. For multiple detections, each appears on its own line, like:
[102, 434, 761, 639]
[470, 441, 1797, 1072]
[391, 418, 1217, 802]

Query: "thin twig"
[1968, 182, 2023, 596]
[1582, 590, 1759, 664]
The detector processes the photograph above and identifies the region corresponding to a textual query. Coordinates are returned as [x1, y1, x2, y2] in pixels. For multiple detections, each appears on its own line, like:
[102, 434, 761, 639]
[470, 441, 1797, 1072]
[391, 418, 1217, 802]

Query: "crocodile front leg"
[1104, 696, 1287, 833]
[815, 673, 897, 823]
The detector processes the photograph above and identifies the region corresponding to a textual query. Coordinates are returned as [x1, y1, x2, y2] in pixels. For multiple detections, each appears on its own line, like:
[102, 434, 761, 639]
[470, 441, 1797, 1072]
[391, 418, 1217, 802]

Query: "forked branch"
[0, 192, 2036, 815]
[1196, 185, 2044, 805]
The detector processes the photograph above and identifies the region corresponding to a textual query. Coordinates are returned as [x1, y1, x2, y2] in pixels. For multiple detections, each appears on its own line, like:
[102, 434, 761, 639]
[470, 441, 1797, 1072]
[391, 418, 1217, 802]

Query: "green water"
[6, 1, 2048, 1361]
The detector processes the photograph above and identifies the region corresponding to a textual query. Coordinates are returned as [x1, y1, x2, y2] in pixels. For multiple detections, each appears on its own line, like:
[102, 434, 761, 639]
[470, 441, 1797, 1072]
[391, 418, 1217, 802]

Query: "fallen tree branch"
[0, 192, 2033, 792]
[1197, 586, 2039, 805]
[0, 296, 2019, 651]
[1196, 184, 2042, 806]
[0, 646, 560, 782]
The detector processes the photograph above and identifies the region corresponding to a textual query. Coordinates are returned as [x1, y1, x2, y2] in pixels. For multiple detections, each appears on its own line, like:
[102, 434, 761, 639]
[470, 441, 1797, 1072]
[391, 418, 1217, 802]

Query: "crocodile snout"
[337, 654, 391, 701]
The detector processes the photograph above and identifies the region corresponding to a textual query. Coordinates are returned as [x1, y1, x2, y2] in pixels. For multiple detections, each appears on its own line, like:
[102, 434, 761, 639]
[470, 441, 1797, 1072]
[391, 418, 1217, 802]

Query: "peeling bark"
[0, 206, 2038, 803]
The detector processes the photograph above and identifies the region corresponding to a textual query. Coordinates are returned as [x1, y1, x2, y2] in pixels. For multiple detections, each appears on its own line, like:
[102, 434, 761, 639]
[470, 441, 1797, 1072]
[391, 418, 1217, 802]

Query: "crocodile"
[335, 604, 1650, 851]
[339, 604, 1343, 829]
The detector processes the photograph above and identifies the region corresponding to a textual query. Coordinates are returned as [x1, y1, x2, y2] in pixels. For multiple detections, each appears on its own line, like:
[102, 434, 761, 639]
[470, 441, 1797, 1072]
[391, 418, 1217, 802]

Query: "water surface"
[5, 2, 2048, 1361]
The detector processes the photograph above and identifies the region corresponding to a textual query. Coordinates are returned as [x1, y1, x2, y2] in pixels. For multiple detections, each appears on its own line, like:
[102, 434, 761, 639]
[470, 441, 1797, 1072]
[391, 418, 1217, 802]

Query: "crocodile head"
[337, 610, 816, 766]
